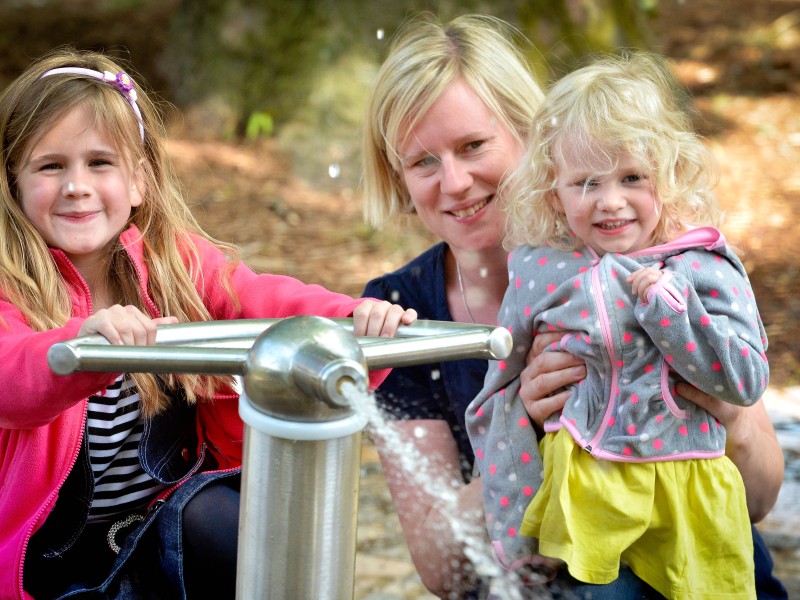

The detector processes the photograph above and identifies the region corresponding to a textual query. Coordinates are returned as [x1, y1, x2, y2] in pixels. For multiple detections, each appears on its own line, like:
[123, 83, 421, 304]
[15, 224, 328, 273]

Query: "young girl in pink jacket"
[0, 48, 415, 599]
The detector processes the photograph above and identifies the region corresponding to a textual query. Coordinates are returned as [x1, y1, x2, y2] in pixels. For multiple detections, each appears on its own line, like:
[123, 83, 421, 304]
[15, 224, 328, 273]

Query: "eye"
[39, 162, 62, 171]
[623, 173, 645, 183]
[464, 140, 484, 152]
[89, 157, 114, 167]
[413, 154, 438, 168]
[576, 178, 597, 189]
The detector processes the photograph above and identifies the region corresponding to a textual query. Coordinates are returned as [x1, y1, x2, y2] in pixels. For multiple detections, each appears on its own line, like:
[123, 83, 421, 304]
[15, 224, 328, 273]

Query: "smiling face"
[553, 137, 661, 256]
[397, 78, 522, 253]
[16, 104, 142, 276]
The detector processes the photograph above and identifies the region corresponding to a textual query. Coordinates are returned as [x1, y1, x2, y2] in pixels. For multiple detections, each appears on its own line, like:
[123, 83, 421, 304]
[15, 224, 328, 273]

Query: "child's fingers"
[352, 301, 414, 336]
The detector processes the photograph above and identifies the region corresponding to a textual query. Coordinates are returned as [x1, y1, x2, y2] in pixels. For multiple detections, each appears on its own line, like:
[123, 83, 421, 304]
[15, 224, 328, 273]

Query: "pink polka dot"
[498, 360, 507, 371]
[515, 277, 521, 288]
[665, 354, 674, 363]
[679, 425, 688, 436]
[573, 252, 582, 258]
[655, 414, 664, 423]
[523, 486, 534, 497]
[617, 360, 623, 368]
[547, 283, 556, 294]
[653, 439, 663, 450]
[489, 464, 497, 475]
[610, 269, 618, 279]
[524, 306, 531, 316]
[623, 447, 632, 456]
[579, 266, 588, 273]
[608, 417, 616, 426]
[686, 341, 696, 352]
[627, 424, 637, 435]
[557, 321, 565, 328]
[508, 527, 517, 537]
[741, 347, 750, 358]
[700, 422, 710, 433]
[518, 418, 529, 427]
[574, 279, 581, 289]
[476, 449, 484, 459]
[476, 407, 484, 417]
[631, 394, 639, 404]
[732, 286, 739, 296]
[538, 257, 548, 266]
[700, 315, 711, 326]
[616, 299, 626, 309]
[583, 335, 591, 344]
[712, 362, 722, 371]
[660, 318, 670, 327]
[644, 365, 654, 373]
[500, 497, 509, 507]
[623, 332, 632, 343]
[691, 261, 701, 270]
[521, 452, 531, 463]
[710, 289, 719, 298]
[581, 309, 589, 319]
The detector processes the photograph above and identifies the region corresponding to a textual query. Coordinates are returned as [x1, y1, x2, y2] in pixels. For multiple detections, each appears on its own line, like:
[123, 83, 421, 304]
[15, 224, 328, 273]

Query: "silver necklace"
[455, 261, 477, 324]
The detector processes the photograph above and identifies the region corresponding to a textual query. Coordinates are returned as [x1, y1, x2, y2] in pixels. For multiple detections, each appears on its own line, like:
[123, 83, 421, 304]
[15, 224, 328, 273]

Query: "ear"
[129, 164, 145, 208]
[548, 189, 565, 214]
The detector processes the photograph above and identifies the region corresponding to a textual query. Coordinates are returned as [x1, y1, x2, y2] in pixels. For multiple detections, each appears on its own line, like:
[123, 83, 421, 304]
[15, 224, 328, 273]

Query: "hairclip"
[39, 67, 144, 141]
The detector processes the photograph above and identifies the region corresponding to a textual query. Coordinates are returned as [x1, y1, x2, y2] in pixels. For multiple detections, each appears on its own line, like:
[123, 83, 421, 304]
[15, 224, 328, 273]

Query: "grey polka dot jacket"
[466, 226, 769, 572]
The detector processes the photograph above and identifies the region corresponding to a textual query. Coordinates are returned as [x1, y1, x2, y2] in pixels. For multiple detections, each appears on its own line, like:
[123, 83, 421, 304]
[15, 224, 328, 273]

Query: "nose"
[439, 156, 472, 196]
[62, 173, 89, 198]
[596, 182, 626, 212]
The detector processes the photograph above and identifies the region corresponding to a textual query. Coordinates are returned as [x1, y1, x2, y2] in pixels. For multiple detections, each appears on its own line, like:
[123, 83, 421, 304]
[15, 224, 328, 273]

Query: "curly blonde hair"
[0, 47, 238, 415]
[503, 51, 721, 252]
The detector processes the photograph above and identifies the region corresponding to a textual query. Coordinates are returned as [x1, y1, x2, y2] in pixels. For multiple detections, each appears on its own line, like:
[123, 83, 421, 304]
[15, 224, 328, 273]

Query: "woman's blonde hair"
[504, 51, 720, 251]
[361, 13, 546, 228]
[0, 47, 238, 415]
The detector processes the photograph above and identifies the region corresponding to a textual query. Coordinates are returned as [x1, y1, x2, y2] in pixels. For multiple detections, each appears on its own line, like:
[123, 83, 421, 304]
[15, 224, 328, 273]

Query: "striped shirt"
[86, 376, 168, 523]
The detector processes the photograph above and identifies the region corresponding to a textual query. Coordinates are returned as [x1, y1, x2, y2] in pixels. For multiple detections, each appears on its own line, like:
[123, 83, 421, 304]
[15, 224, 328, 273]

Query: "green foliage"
[245, 111, 274, 141]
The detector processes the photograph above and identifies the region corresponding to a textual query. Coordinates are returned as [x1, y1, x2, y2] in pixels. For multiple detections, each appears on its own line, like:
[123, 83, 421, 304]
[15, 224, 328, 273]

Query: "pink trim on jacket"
[0, 226, 378, 598]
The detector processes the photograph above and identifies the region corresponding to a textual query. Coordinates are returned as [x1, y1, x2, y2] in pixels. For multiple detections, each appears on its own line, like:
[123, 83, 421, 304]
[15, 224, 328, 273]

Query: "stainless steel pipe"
[47, 317, 512, 599]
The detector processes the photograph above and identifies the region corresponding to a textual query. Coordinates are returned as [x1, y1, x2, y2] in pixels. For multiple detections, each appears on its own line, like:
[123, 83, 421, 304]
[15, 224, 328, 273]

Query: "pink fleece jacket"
[0, 226, 379, 599]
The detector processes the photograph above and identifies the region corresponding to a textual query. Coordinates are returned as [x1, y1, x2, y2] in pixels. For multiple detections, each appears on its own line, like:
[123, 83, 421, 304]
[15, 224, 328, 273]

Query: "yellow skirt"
[521, 428, 755, 600]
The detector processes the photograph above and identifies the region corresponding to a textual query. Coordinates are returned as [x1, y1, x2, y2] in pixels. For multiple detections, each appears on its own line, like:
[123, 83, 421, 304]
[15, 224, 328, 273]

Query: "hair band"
[39, 67, 144, 141]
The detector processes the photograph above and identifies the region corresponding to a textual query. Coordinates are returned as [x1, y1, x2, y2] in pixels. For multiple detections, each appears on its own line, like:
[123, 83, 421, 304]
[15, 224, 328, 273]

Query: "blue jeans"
[25, 469, 240, 599]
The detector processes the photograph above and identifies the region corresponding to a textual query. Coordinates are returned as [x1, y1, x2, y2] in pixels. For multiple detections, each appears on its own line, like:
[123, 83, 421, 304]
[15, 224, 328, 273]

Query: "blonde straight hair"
[361, 13, 546, 228]
[0, 48, 238, 415]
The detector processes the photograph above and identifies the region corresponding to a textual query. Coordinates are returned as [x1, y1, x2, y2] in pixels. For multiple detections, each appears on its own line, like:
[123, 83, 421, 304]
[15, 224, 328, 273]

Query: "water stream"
[343, 382, 553, 600]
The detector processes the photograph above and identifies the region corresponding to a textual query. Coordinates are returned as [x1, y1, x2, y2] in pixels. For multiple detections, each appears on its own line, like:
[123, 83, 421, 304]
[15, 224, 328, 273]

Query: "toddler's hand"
[627, 267, 663, 303]
[352, 300, 417, 337]
[78, 305, 179, 346]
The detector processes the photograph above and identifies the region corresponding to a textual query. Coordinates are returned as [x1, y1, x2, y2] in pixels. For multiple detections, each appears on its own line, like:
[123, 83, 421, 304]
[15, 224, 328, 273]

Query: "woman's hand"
[78, 305, 178, 346]
[352, 299, 417, 337]
[676, 382, 784, 521]
[518, 331, 586, 428]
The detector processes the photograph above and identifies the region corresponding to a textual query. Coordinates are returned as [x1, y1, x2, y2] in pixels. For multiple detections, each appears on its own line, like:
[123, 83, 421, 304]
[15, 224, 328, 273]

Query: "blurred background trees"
[0, 0, 664, 187]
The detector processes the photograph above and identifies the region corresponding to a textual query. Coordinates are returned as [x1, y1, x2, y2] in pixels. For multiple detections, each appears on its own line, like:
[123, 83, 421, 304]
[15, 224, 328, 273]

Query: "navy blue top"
[362, 242, 484, 480]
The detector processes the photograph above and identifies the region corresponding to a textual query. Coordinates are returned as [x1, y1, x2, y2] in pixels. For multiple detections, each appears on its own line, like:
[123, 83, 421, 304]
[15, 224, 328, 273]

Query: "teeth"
[597, 220, 629, 230]
[453, 198, 489, 218]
